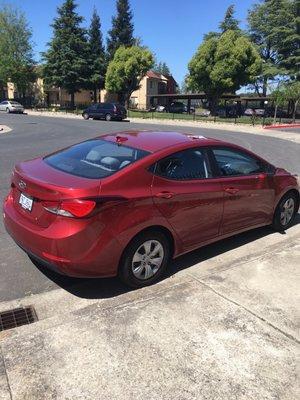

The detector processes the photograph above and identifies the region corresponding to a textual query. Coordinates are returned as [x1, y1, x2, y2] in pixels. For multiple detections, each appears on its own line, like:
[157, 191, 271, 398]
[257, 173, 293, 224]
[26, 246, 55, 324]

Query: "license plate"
[19, 193, 33, 212]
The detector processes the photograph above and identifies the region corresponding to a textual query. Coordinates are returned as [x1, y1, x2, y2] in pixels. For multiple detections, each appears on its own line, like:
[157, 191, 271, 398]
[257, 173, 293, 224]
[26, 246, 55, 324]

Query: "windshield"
[44, 139, 150, 179]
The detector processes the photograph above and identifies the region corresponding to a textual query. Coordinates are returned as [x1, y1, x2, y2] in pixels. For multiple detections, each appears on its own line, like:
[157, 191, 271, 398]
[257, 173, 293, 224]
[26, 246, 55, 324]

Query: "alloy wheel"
[280, 198, 295, 226]
[132, 240, 164, 280]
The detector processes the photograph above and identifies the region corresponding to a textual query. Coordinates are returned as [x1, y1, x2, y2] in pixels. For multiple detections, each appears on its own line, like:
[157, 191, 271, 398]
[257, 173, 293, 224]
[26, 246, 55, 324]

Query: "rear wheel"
[105, 113, 112, 121]
[83, 112, 89, 120]
[119, 231, 171, 288]
[272, 192, 298, 231]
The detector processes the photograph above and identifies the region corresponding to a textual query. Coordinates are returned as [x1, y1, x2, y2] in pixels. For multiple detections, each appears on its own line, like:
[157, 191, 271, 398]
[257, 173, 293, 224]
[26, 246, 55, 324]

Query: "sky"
[1, 0, 258, 85]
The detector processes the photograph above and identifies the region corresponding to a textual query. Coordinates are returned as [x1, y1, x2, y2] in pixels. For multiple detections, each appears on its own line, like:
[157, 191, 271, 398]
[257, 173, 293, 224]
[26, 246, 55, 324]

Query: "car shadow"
[32, 213, 300, 300]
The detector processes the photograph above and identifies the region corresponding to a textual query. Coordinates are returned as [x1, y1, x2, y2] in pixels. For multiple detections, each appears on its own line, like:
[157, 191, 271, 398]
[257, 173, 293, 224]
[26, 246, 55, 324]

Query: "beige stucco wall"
[99, 90, 118, 103]
[7, 82, 15, 99]
[130, 76, 168, 109]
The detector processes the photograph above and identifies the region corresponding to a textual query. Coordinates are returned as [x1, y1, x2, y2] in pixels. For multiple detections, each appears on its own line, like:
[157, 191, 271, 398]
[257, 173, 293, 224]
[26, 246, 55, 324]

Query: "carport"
[148, 93, 272, 114]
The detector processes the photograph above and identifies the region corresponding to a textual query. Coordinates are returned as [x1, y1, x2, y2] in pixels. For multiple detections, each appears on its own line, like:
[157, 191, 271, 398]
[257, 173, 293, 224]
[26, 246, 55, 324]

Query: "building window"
[149, 80, 153, 89]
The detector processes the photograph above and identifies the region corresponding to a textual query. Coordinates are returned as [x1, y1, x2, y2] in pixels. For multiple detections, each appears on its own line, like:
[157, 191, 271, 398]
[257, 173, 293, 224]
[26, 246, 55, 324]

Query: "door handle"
[155, 191, 174, 199]
[224, 187, 239, 195]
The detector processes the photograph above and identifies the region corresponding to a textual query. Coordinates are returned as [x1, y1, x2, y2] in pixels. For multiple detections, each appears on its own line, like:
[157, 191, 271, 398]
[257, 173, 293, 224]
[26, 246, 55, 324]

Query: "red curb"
[264, 124, 300, 129]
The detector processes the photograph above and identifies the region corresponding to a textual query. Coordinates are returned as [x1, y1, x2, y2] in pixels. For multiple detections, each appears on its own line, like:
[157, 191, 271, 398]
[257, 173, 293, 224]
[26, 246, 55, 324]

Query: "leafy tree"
[87, 8, 106, 102]
[187, 30, 262, 114]
[286, 81, 300, 121]
[270, 86, 287, 122]
[154, 61, 171, 76]
[219, 5, 240, 33]
[271, 81, 300, 122]
[107, 0, 134, 60]
[0, 5, 35, 97]
[248, 0, 298, 96]
[43, 0, 89, 108]
[105, 46, 154, 106]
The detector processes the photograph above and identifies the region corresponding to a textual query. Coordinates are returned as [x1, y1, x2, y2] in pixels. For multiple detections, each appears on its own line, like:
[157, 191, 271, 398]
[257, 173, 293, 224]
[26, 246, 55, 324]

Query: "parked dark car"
[82, 103, 127, 121]
[167, 102, 187, 114]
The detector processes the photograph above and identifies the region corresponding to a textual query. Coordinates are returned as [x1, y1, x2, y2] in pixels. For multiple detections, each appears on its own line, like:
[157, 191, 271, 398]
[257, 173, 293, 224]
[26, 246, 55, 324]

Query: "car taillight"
[43, 199, 96, 218]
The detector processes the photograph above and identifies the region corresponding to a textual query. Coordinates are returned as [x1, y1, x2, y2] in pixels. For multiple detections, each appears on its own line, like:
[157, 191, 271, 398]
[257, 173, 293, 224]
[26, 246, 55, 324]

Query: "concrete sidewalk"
[0, 222, 299, 400]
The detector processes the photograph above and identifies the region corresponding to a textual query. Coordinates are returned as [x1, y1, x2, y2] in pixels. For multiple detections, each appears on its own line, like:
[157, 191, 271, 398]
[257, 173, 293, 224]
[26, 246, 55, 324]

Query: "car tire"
[272, 191, 298, 231]
[6, 108, 10, 114]
[105, 113, 112, 121]
[119, 231, 171, 288]
[83, 113, 89, 120]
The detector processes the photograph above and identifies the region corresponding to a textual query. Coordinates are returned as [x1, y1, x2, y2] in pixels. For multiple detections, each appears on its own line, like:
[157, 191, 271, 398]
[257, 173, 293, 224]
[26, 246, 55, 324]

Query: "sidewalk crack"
[189, 274, 300, 345]
[0, 345, 13, 400]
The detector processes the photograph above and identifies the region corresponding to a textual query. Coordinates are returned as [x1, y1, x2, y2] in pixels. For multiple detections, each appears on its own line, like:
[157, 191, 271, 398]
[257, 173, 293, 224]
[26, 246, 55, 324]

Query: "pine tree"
[107, 0, 134, 60]
[276, 0, 300, 79]
[88, 8, 106, 102]
[219, 5, 240, 32]
[154, 61, 171, 76]
[248, 0, 298, 95]
[43, 0, 89, 108]
[204, 4, 240, 40]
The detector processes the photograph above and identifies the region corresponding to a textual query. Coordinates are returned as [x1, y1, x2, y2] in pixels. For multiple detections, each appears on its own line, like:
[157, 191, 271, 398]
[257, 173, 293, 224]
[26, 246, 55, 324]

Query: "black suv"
[166, 102, 187, 114]
[82, 103, 127, 121]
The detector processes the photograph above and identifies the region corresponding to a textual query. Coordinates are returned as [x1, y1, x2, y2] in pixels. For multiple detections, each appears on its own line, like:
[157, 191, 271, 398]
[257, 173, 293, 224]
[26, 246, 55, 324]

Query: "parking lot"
[0, 113, 299, 400]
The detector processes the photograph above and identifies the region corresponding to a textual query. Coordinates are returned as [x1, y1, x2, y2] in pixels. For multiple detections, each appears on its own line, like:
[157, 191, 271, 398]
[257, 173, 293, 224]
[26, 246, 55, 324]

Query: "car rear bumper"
[3, 195, 122, 278]
[10, 109, 24, 113]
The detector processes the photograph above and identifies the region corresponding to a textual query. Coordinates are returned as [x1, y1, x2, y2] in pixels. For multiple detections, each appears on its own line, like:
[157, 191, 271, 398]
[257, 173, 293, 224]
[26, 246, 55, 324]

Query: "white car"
[0, 100, 24, 114]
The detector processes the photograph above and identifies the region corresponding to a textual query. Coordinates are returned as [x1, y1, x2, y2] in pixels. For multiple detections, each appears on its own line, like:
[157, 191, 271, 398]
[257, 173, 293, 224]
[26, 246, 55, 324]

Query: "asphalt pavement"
[0, 112, 299, 303]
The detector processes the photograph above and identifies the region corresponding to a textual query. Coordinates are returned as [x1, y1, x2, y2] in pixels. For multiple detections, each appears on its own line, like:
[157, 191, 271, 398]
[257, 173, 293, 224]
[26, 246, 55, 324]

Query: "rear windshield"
[44, 139, 150, 179]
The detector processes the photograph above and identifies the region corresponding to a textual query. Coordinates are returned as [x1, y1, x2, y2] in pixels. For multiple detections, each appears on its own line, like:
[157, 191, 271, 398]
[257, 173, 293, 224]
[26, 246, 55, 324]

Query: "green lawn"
[127, 110, 275, 126]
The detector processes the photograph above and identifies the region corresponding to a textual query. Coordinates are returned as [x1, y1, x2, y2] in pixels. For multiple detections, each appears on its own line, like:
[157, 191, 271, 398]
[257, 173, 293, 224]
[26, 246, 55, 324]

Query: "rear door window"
[212, 148, 268, 176]
[44, 139, 150, 179]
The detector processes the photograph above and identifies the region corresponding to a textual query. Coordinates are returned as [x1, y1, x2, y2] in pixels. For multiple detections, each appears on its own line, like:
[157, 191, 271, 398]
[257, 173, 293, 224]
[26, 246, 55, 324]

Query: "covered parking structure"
[148, 92, 272, 115]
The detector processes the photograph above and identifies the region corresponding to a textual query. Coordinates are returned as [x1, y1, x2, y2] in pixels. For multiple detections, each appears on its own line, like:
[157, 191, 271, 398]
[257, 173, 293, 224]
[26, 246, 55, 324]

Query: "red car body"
[3, 131, 299, 280]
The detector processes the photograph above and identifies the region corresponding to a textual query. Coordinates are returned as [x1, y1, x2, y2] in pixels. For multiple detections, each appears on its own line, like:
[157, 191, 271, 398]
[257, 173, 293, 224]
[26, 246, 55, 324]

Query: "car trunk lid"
[11, 158, 101, 227]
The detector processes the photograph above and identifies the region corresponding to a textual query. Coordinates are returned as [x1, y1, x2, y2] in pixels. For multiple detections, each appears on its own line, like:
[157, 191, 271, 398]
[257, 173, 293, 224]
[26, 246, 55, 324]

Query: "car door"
[151, 147, 224, 250]
[0, 101, 7, 111]
[211, 146, 275, 235]
[87, 104, 98, 118]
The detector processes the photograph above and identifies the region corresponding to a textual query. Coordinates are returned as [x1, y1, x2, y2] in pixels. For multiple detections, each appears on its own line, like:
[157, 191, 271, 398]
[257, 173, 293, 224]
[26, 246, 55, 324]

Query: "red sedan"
[3, 131, 299, 287]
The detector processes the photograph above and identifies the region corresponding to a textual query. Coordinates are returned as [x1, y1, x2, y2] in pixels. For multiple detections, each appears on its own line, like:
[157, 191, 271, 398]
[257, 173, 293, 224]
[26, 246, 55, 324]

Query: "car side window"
[154, 148, 212, 180]
[89, 104, 98, 111]
[1, 101, 8, 105]
[101, 103, 111, 110]
[212, 148, 267, 176]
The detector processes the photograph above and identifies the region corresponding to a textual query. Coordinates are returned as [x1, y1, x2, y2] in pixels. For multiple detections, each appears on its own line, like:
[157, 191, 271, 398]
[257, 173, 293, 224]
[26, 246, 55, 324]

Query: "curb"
[264, 124, 300, 129]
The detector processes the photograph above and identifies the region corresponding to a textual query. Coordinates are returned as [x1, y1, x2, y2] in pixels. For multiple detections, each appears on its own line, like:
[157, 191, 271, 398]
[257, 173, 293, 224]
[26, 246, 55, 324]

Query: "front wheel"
[83, 113, 89, 120]
[119, 231, 171, 288]
[105, 113, 112, 121]
[6, 108, 10, 114]
[272, 192, 298, 231]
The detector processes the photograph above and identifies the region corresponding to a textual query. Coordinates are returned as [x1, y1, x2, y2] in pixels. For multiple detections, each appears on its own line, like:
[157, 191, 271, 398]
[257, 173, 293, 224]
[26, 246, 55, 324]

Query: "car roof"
[100, 131, 222, 153]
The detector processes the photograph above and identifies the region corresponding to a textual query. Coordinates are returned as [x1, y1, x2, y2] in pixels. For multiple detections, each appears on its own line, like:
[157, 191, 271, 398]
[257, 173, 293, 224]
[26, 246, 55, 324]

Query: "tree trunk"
[118, 93, 126, 106]
[262, 77, 268, 97]
[273, 104, 278, 124]
[70, 92, 75, 109]
[93, 88, 97, 103]
[292, 100, 298, 123]
[207, 95, 218, 115]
